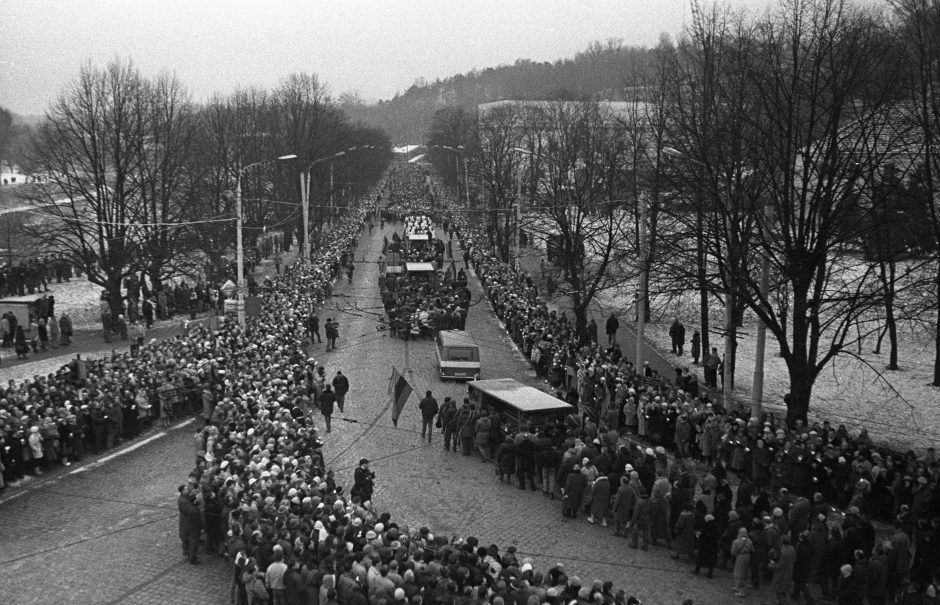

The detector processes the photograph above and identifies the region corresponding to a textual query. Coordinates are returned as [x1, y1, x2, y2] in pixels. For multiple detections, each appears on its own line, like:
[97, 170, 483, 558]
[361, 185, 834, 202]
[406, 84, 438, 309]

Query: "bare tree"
[131, 72, 202, 291]
[26, 59, 147, 316]
[891, 0, 940, 386]
[720, 0, 903, 423]
[523, 101, 633, 335]
[474, 103, 522, 258]
[273, 73, 330, 247]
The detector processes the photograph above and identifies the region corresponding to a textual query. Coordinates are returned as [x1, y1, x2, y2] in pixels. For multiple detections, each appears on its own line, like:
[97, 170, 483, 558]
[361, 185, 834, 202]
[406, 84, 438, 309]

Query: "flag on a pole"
[388, 366, 413, 427]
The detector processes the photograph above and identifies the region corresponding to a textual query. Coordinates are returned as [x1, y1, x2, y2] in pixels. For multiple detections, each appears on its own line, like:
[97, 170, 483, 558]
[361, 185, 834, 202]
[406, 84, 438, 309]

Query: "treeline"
[23, 61, 391, 316]
[340, 39, 651, 144]
[0, 107, 34, 175]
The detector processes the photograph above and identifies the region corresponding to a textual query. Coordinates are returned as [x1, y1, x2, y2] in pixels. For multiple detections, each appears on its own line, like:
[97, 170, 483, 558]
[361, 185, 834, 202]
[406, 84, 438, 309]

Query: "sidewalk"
[514, 245, 686, 387]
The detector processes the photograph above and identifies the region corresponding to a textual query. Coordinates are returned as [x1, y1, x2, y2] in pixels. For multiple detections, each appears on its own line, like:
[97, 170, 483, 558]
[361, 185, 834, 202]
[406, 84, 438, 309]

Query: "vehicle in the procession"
[435, 330, 481, 380]
[467, 378, 573, 431]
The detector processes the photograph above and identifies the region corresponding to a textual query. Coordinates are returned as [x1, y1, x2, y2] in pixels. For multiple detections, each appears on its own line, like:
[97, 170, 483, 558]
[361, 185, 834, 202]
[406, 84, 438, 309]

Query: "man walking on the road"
[319, 385, 336, 433]
[438, 396, 458, 451]
[325, 318, 338, 351]
[606, 314, 620, 346]
[669, 318, 686, 355]
[307, 314, 322, 344]
[418, 390, 439, 443]
[332, 370, 349, 413]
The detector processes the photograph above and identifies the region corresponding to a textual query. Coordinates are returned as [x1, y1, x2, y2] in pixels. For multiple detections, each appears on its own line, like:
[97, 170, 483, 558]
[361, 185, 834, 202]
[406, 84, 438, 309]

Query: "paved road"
[0, 221, 768, 605]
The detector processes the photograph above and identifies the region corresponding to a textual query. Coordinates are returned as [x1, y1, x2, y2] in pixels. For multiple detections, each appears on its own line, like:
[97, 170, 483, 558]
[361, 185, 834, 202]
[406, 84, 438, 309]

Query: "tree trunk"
[873, 323, 886, 355]
[934, 261, 940, 386]
[106, 277, 124, 320]
[785, 365, 814, 427]
[885, 260, 899, 371]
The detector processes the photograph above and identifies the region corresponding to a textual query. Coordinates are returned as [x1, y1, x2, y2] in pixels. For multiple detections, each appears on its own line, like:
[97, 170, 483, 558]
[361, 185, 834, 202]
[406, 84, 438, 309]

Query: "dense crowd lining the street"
[437, 197, 940, 603]
[2, 162, 939, 604]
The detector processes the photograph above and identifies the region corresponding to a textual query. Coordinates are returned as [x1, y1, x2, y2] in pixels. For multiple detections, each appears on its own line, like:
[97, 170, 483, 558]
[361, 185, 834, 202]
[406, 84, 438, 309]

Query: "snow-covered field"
[518, 236, 939, 452]
[643, 320, 940, 451]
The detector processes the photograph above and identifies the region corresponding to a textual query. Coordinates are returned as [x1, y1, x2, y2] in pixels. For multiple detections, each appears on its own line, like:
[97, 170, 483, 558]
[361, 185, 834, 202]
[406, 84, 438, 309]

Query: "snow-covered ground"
[519, 235, 939, 451]
[643, 320, 940, 451]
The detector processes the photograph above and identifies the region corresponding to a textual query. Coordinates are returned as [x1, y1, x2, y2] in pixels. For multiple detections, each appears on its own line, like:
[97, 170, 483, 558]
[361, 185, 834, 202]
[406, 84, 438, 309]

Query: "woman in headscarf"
[730, 526, 754, 597]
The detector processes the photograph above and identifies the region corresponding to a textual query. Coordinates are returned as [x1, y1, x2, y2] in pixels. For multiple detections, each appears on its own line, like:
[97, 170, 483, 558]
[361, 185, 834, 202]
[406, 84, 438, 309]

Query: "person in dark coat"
[769, 534, 797, 604]
[588, 474, 612, 526]
[586, 319, 598, 345]
[613, 473, 639, 537]
[563, 464, 588, 519]
[605, 314, 620, 346]
[630, 486, 653, 550]
[332, 371, 350, 412]
[495, 436, 517, 483]
[307, 314, 322, 343]
[516, 437, 537, 491]
[836, 564, 865, 605]
[352, 458, 375, 503]
[691, 330, 701, 364]
[14, 325, 29, 359]
[418, 390, 439, 443]
[791, 531, 816, 605]
[178, 486, 203, 564]
[319, 385, 336, 433]
[669, 319, 686, 355]
[694, 514, 720, 577]
[672, 504, 697, 560]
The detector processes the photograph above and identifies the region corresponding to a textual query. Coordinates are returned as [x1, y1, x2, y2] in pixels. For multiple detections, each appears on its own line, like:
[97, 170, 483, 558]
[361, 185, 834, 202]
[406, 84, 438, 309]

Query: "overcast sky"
[1, 0, 770, 116]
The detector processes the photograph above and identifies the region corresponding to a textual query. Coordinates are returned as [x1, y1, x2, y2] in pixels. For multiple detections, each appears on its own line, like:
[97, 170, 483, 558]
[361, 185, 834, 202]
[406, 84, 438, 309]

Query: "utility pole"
[751, 203, 773, 416]
[235, 175, 246, 329]
[514, 169, 522, 270]
[300, 171, 310, 262]
[464, 154, 470, 206]
[329, 161, 334, 228]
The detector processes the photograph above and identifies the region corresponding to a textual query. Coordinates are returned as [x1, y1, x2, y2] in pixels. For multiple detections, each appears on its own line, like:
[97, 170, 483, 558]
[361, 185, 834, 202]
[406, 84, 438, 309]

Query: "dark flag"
[388, 366, 413, 427]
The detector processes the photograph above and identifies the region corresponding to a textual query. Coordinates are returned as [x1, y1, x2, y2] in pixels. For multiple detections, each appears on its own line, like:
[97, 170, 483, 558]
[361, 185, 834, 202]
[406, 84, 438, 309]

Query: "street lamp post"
[300, 150, 351, 260]
[511, 147, 534, 271]
[234, 154, 296, 328]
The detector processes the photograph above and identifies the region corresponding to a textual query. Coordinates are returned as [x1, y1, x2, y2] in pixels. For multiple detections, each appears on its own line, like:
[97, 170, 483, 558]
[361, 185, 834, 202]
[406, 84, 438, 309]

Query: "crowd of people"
[379, 216, 470, 340]
[174, 170, 655, 605]
[433, 205, 940, 603]
[0, 256, 75, 296]
[4, 160, 939, 605]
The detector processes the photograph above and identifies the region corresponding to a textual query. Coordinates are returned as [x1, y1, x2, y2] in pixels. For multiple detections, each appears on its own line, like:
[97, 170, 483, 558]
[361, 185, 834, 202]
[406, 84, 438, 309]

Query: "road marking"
[0, 418, 195, 505]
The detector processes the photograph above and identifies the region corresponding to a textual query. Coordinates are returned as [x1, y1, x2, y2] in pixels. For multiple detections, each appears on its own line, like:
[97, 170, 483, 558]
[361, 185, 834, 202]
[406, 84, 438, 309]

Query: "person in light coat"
[730, 526, 754, 597]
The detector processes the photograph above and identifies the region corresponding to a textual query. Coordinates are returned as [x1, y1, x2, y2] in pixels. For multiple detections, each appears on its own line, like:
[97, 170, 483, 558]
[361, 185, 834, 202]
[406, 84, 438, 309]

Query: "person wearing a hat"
[562, 463, 588, 520]
[694, 513, 719, 578]
[319, 384, 336, 433]
[352, 458, 375, 503]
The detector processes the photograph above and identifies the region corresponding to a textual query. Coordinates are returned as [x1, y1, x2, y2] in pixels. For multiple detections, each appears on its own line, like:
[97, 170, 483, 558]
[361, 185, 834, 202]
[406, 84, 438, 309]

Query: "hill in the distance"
[340, 39, 655, 145]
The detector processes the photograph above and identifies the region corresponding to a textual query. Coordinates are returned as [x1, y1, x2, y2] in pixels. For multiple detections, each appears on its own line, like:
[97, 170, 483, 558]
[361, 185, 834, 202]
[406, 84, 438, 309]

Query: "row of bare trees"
[428, 0, 940, 426]
[26, 61, 391, 315]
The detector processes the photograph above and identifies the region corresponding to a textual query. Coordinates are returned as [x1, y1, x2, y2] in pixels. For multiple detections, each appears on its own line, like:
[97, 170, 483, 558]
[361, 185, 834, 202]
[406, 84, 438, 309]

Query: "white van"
[435, 330, 480, 381]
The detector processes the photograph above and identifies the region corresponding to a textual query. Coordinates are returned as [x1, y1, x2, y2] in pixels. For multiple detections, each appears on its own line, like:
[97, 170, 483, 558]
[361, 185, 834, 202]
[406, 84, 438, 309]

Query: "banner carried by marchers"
[388, 366, 413, 427]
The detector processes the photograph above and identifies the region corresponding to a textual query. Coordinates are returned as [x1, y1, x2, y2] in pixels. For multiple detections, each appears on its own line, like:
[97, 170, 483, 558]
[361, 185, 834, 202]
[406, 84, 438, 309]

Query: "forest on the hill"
[339, 39, 654, 144]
